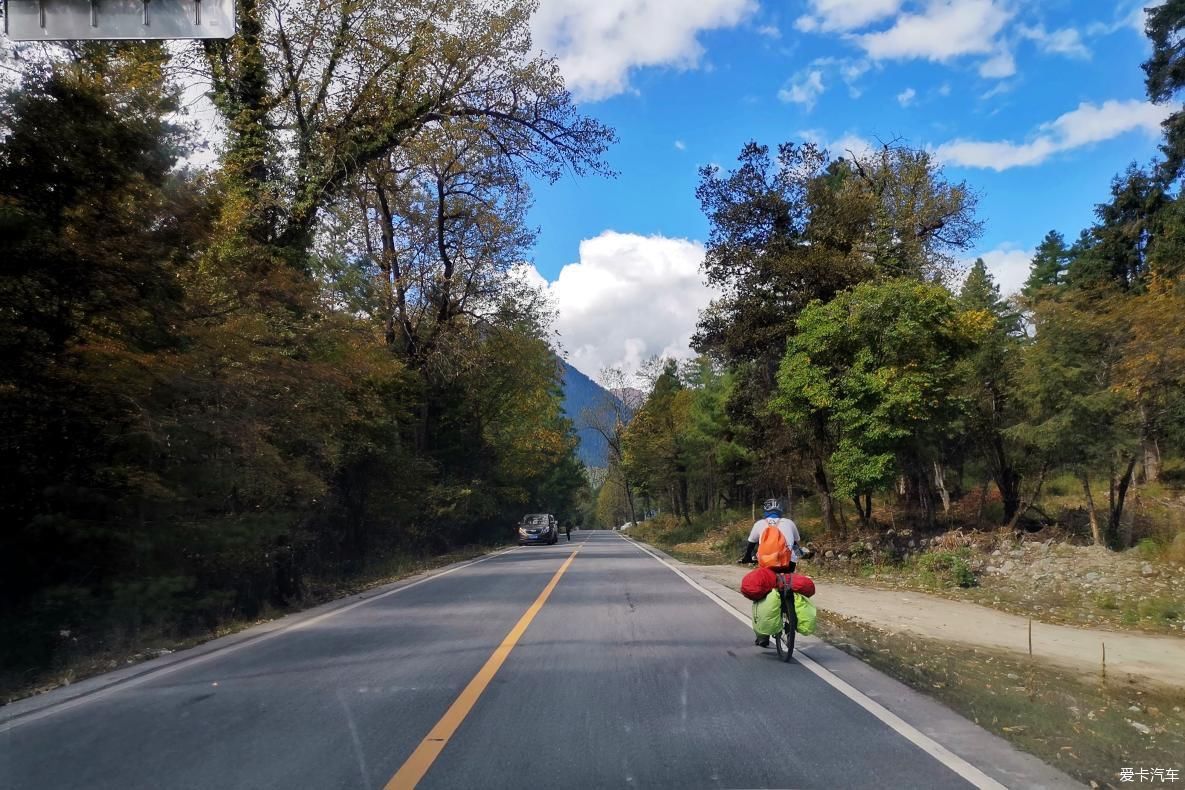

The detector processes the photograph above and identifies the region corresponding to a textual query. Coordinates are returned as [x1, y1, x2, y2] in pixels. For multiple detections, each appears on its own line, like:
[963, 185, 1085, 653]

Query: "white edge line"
[617, 534, 1008, 790]
[0, 546, 521, 733]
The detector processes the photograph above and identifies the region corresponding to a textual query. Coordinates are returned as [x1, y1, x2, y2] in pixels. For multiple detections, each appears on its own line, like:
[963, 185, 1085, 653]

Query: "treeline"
[1, 0, 608, 684]
[600, 11, 1185, 547]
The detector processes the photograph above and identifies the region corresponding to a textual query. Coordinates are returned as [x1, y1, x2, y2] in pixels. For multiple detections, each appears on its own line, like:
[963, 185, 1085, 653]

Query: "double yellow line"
[385, 546, 581, 789]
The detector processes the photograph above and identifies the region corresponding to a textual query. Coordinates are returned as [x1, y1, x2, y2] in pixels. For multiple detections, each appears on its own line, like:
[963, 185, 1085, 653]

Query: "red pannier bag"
[788, 573, 816, 598]
[740, 567, 777, 601]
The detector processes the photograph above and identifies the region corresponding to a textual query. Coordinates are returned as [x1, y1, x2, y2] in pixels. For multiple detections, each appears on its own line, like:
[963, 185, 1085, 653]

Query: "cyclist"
[739, 497, 805, 647]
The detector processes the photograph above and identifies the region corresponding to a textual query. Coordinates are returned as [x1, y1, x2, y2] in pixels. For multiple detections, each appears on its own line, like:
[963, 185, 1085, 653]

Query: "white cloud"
[801, 129, 876, 160]
[897, 87, 917, 107]
[757, 24, 781, 38]
[795, 0, 903, 33]
[938, 82, 952, 97]
[531, 0, 755, 101]
[935, 99, 1171, 171]
[528, 232, 716, 377]
[1087, 2, 1158, 38]
[1019, 25, 1090, 59]
[829, 133, 876, 160]
[858, 0, 1012, 63]
[979, 81, 1014, 101]
[674, 139, 687, 150]
[961, 246, 1034, 296]
[978, 48, 1016, 78]
[809, 56, 872, 98]
[778, 69, 826, 109]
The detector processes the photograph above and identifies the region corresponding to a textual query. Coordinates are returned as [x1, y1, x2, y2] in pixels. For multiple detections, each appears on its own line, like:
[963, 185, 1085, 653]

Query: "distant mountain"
[558, 359, 625, 469]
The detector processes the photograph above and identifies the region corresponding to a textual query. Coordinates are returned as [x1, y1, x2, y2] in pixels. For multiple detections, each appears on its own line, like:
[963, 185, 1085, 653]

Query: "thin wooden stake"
[1101, 641, 1107, 682]
[1028, 618, 1032, 656]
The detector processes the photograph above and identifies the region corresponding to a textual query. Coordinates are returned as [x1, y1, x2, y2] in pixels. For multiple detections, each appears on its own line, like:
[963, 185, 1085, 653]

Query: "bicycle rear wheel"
[777, 592, 797, 662]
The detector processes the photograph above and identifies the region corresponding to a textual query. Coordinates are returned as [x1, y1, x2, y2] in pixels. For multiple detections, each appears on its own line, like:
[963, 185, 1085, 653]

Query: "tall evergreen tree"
[1022, 231, 1071, 299]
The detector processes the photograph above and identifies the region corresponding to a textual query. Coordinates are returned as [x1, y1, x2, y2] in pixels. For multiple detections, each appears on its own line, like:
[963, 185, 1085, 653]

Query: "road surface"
[1, 532, 1077, 789]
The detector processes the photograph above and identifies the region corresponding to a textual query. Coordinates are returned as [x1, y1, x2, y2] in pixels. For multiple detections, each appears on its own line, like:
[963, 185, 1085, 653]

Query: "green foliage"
[1022, 231, 1071, 299]
[0, 34, 603, 693]
[774, 280, 984, 504]
[917, 549, 977, 588]
[1143, 0, 1185, 179]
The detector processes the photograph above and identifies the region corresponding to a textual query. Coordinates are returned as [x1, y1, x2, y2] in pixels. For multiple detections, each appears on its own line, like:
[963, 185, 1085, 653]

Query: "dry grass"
[817, 612, 1185, 789]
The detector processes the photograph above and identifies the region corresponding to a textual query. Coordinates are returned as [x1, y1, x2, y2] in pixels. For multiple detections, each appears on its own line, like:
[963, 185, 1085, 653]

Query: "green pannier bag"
[794, 591, 817, 636]
[752, 589, 782, 636]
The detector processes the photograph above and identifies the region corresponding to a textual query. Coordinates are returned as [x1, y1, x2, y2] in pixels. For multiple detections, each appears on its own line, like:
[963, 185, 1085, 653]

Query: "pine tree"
[1022, 231, 1070, 299]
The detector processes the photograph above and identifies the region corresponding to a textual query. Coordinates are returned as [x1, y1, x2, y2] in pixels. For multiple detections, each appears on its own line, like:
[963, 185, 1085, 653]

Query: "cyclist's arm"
[739, 540, 758, 564]
[739, 522, 761, 563]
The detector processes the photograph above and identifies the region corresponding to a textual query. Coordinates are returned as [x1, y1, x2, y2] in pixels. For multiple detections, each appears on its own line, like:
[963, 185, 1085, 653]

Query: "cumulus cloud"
[830, 133, 877, 160]
[674, 139, 687, 150]
[897, 87, 917, 107]
[526, 231, 716, 377]
[795, 0, 903, 33]
[978, 48, 1016, 78]
[1019, 25, 1090, 59]
[961, 246, 1034, 296]
[807, 56, 872, 98]
[800, 129, 876, 160]
[858, 0, 1012, 63]
[531, 0, 754, 101]
[757, 24, 781, 38]
[935, 99, 1172, 171]
[778, 70, 826, 109]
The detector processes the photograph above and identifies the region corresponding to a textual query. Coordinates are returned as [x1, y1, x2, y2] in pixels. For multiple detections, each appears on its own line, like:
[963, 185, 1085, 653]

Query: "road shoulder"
[625, 536, 1083, 790]
[0, 546, 517, 729]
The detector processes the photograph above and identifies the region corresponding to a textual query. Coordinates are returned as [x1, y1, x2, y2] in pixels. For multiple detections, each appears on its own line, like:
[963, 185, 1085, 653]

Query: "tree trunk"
[982, 426, 1022, 525]
[933, 461, 951, 515]
[974, 477, 989, 528]
[813, 458, 838, 534]
[1107, 455, 1138, 549]
[810, 414, 838, 533]
[678, 467, 692, 525]
[1080, 473, 1102, 547]
[919, 473, 935, 529]
[1006, 462, 1048, 530]
[1142, 436, 1162, 484]
[623, 479, 638, 528]
[852, 493, 872, 527]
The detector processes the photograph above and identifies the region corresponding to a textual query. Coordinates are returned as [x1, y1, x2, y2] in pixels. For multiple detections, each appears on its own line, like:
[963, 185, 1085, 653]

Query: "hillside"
[558, 359, 623, 468]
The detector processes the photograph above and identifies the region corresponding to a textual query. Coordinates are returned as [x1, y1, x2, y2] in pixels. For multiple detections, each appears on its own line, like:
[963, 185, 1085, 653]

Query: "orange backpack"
[757, 520, 791, 569]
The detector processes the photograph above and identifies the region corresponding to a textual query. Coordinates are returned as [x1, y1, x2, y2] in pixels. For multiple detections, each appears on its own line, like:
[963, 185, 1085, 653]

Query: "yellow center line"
[384, 546, 582, 790]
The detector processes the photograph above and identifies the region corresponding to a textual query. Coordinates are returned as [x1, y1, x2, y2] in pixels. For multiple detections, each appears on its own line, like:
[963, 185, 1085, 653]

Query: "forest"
[0, 1, 608, 691]
[596, 6, 1185, 555]
[4, 0, 1185, 697]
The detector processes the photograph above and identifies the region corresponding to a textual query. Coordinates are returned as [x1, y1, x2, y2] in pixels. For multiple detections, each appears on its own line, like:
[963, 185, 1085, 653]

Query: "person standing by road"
[565, 521, 572, 541]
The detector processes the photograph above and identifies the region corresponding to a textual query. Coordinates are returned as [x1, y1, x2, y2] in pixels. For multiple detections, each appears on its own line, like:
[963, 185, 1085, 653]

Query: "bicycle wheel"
[779, 592, 797, 662]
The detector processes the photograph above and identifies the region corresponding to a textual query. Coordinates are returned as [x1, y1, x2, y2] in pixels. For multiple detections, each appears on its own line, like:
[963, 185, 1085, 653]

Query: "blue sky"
[517, 0, 1167, 378]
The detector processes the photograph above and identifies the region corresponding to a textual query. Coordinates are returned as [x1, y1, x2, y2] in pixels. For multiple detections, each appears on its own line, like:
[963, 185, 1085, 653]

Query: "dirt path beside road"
[696, 564, 1185, 689]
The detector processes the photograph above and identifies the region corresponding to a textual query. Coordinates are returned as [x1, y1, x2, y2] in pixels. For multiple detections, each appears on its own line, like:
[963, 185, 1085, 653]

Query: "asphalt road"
[1, 532, 1073, 789]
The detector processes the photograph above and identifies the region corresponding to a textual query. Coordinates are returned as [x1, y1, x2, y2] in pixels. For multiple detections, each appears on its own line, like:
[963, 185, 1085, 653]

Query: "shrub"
[918, 549, 977, 588]
[1167, 532, 1185, 564]
[1160, 456, 1185, 484]
[1137, 538, 1163, 560]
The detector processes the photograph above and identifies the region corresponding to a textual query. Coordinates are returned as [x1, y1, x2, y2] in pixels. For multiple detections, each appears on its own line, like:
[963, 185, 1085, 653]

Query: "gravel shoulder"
[698, 563, 1185, 690]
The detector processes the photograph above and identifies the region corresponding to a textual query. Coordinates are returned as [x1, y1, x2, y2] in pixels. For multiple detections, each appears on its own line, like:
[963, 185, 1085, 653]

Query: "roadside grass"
[628, 511, 753, 565]
[817, 613, 1185, 789]
[1, 542, 506, 705]
[628, 504, 828, 566]
[805, 544, 1185, 635]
